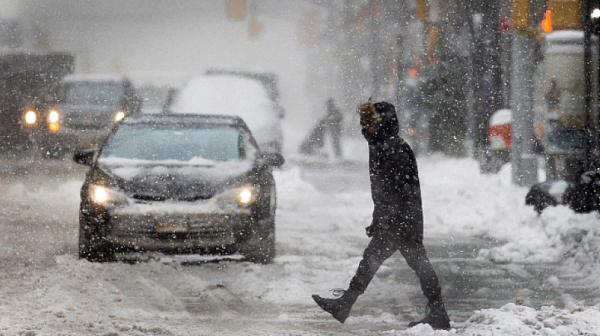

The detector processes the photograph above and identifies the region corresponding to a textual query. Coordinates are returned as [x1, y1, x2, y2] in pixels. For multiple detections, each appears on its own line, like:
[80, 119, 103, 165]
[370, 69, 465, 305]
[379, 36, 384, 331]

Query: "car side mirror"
[257, 152, 285, 168]
[73, 150, 95, 166]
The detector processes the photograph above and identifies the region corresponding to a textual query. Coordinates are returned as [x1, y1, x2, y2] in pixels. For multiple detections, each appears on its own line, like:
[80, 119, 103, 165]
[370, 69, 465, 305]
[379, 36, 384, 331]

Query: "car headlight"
[90, 184, 127, 205]
[24, 110, 37, 125]
[217, 186, 258, 210]
[48, 110, 59, 123]
[237, 188, 254, 205]
[91, 185, 109, 203]
[115, 111, 125, 122]
[48, 110, 60, 131]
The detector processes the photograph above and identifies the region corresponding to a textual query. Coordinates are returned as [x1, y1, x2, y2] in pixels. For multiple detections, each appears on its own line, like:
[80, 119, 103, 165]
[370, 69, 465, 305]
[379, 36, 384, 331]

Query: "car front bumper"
[98, 203, 254, 252]
[29, 127, 111, 152]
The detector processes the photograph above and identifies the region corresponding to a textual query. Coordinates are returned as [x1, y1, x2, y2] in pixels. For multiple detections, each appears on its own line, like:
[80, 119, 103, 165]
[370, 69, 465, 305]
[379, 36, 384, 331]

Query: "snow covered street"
[3, 1, 600, 335]
[1, 154, 600, 335]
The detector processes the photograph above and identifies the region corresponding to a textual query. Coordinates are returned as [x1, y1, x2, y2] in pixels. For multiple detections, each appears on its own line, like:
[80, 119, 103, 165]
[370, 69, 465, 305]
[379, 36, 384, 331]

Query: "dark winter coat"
[363, 102, 424, 240]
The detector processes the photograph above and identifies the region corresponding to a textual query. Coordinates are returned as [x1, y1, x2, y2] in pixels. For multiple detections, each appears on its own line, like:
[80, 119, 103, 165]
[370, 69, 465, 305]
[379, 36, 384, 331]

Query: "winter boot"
[312, 289, 359, 323]
[408, 296, 451, 330]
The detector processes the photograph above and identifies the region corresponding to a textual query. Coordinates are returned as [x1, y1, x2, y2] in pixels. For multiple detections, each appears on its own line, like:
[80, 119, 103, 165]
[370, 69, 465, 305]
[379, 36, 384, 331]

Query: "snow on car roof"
[62, 74, 128, 83]
[169, 75, 277, 129]
[122, 113, 245, 126]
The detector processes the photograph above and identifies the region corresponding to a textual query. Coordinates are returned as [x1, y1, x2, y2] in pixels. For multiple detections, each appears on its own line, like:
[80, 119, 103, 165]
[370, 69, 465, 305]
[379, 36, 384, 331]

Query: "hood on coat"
[359, 100, 399, 144]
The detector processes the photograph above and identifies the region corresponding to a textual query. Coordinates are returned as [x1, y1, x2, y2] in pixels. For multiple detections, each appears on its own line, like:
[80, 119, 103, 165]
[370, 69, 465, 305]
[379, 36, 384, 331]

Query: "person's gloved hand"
[366, 221, 391, 237]
[365, 222, 377, 237]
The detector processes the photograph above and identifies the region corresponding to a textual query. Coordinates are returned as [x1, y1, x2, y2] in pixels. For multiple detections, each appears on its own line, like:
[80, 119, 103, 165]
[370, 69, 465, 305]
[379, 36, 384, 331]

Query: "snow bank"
[418, 155, 600, 267]
[456, 302, 600, 335]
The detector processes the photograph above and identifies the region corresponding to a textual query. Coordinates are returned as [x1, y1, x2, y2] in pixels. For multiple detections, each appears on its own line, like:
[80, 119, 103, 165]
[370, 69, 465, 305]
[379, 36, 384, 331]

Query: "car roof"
[121, 113, 250, 129]
[169, 75, 275, 116]
[205, 68, 280, 102]
[62, 74, 129, 83]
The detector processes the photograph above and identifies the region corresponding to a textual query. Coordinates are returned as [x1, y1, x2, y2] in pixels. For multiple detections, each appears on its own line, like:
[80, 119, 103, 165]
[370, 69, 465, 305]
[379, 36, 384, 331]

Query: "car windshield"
[100, 123, 246, 163]
[60, 81, 123, 105]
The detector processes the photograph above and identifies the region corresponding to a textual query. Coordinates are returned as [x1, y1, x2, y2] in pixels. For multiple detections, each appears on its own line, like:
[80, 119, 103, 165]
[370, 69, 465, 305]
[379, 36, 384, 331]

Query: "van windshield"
[60, 81, 123, 105]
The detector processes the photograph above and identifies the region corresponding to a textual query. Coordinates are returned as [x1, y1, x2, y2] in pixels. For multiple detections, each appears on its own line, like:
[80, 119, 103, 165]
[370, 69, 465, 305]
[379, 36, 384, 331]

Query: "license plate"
[155, 222, 189, 233]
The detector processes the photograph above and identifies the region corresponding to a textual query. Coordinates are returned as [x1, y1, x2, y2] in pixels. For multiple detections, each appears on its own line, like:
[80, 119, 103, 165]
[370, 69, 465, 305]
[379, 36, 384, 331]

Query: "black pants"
[348, 229, 442, 301]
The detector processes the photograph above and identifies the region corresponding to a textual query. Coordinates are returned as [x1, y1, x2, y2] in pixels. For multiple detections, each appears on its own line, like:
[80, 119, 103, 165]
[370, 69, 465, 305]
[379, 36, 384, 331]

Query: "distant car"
[73, 114, 284, 264]
[169, 75, 284, 154]
[50, 74, 142, 153]
[0, 52, 75, 156]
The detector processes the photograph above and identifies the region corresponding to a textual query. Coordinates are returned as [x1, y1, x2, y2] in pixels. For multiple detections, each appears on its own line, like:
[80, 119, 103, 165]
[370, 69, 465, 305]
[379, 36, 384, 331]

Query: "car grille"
[147, 227, 230, 240]
[67, 122, 108, 130]
[110, 214, 234, 239]
[131, 194, 212, 202]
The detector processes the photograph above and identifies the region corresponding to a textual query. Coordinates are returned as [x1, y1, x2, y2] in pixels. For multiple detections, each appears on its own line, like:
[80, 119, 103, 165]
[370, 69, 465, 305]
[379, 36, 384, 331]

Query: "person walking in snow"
[325, 98, 343, 159]
[312, 99, 451, 330]
[298, 98, 343, 159]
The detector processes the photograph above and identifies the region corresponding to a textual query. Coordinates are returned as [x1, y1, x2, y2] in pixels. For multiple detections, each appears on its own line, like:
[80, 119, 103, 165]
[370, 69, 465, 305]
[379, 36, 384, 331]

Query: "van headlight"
[48, 110, 59, 123]
[90, 184, 127, 205]
[24, 110, 37, 125]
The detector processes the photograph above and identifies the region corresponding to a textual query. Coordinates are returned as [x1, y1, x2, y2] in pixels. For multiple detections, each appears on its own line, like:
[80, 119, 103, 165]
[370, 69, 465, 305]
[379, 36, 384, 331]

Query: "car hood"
[97, 159, 255, 202]
[60, 103, 121, 129]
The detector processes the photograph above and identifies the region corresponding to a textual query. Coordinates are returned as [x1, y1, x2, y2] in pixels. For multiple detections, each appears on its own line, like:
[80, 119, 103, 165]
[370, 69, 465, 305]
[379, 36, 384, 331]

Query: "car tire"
[208, 244, 237, 255]
[240, 183, 276, 264]
[242, 218, 275, 264]
[79, 217, 115, 262]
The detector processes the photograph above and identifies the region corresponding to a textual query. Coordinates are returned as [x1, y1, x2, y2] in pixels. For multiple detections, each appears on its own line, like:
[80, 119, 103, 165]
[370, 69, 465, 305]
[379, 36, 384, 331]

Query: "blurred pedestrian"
[546, 79, 561, 111]
[325, 98, 343, 159]
[299, 98, 343, 159]
[312, 99, 451, 330]
[298, 118, 327, 157]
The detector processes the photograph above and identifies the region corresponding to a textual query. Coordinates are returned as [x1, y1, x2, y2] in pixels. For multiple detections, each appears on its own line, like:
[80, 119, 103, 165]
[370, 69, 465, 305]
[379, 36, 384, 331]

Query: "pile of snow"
[458, 301, 600, 335]
[403, 301, 600, 335]
[417, 156, 600, 267]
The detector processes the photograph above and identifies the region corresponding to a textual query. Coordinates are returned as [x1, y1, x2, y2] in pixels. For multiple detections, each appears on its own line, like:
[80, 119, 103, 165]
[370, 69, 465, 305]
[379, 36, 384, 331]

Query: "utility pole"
[368, 0, 381, 98]
[583, 0, 594, 170]
[510, 0, 539, 186]
[468, 0, 502, 161]
[582, 0, 600, 171]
